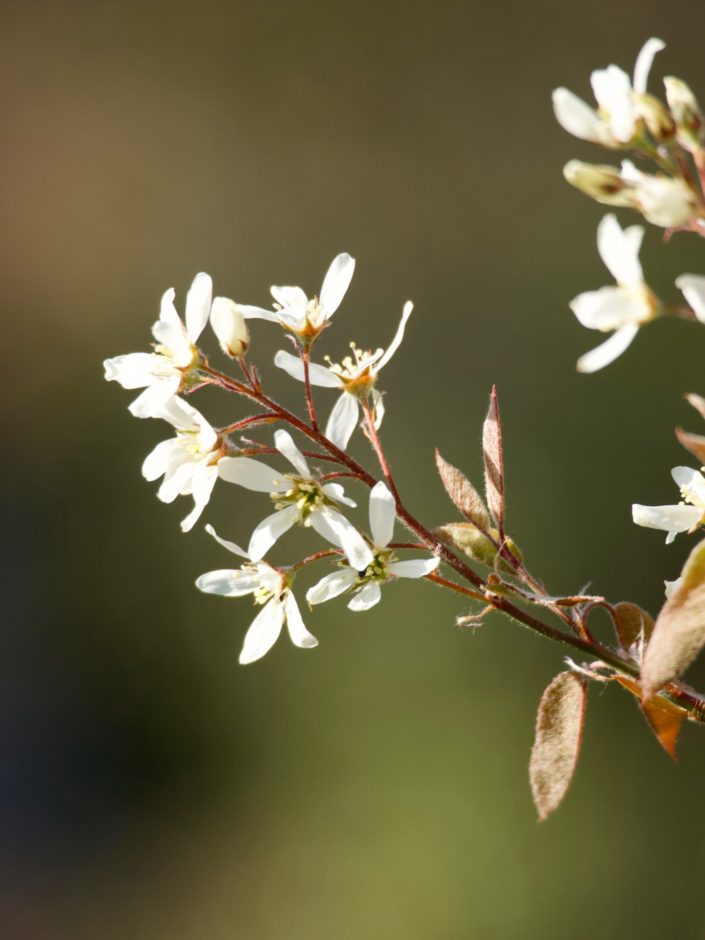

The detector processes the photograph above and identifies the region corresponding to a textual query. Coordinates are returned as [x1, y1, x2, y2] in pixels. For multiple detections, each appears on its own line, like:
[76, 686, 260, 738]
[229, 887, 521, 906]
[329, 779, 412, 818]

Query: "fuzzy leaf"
[613, 675, 686, 759]
[529, 671, 587, 822]
[482, 385, 505, 535]
[642, 539, 705, 698]
[686, 392, 705, 422]
[434, 450, 490, 530]
[612, 601, 654, 652]
[675, 427, 705, 464]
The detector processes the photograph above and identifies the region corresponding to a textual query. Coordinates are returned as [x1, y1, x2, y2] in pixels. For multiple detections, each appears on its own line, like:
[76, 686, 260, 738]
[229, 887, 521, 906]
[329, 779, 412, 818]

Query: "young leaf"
[613, 675, 686, 759]
[434, 450, 490, 530]
[675, 426, 705, 464]
[612, 601, 654, 652]
[482, 385, 505, 536]
[529, 671, 587, 822]
[642, 539, 705, 698]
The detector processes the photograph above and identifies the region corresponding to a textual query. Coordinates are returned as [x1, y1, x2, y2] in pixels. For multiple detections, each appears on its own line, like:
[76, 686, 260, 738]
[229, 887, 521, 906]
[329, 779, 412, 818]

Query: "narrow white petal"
[237, 304, 282, 323]
[387, 557, 440, 579]
[158, 287, 180, 327]
[103, 353, 163, 389]
[551, 88, 606, 142]
[591, 65, 634, 142]
[248, 505, 299, 561]
[218, 456, 287, 493]
[676, 274, 705, 323]
[142, 438, 181, 482]
[185, 272, 213, 343]
[633, 37, 665, 95]
[128, 377, 181, 419]
[325, 393, 359, 449]
[157, 460, 194, 504]
[320, 483, 356, 508]
[369, 480, 396, 548]
[597, 214, 644, 287]
[204, 523, 249, 558]
[271, 285, 308, 308]
[196, 569, 260, 596]
[319, 253, 355, 319]
[180, 465, 218, 532]
[284, 592, 318, 649]
[239, 599, 285, 664]
[376, 301, 413, 372]
[274, 350, 342, 387]
[306, 569, 358, 605]
[632, 502, 701, 535]
[314, 508, 374, 570]
[348, 581, 382, 612]
[672, 466, 705, 506]
[570, 287, 645, 331]
[153, 395, 201, 430]
[274, 429, 310, 477]
[576, 324, 639, 373]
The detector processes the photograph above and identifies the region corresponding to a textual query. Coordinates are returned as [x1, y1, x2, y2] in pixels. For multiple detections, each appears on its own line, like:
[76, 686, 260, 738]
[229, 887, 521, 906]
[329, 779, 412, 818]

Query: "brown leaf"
[612, 601, 654, 652]
[482, 385, 505, 535]
[529, 671, 587, 822]
[675, 427, 705, 464]
[434, 450, 490, 530]
[686, 393, 705, 422]
[642, 539, 705, 698]
[613, 676, 686, 759]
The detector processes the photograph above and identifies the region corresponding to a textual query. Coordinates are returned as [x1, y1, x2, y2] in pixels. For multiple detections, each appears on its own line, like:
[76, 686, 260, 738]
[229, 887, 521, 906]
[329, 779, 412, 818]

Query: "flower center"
[325, 343, 381, 396]
[358, 548, 396, 582]
[274, 477, 326, 520]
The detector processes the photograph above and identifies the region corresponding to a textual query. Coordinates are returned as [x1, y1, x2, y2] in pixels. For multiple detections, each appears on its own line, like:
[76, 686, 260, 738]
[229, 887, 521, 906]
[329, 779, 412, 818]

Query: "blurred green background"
[4, 1, 705, 937]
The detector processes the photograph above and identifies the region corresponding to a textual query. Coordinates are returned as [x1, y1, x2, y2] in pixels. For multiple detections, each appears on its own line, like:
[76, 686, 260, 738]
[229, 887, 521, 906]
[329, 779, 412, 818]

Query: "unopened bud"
[563, 160, 636, 209]
[435, 523, 522, 574]
[664, 76, 705, 151]
[636, 93, 676, 143]
[210, 297, 250, 357]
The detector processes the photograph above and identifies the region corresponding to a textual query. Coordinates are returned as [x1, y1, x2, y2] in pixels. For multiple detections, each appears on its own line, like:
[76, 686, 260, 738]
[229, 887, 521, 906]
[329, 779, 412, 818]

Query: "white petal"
[348, 581, 382, 612]
[676, 274, 705, 323]
[158, 287, 180, 327]
[128, 377, 181, 419]
[576, 324, 639, 373]
[376, 301, 413, 372]
[218, 456, 287, 493]
[369, 480, 395, 548]
[325, 393, 359, 449]
[319, 253, 355, 319]
[185, 272, 213, 343]
[313, 508, 374, 570]
[274, 429, 310, 477]
[387, 557, 440, 579]
[270, 285, 308, 309]
[248, 505, 299, 561]
[632, 502, 701, 537]
[551, 88, 606, 142]
[570, 287, 645, 331]
[104, 353, 163, 389]
[196, 569, 260, 596]
[157, 460, 194, 503]
[591, 65, 634, 142]
[672, 466, 705, 507]
[153, 395, 200, 430]
[142, 438, 181, 482]
[204, 523, 249, 558]
[665, 577, 682, 599]
[284, 592, 318, 649]
[239, 598, 285, 665]
[597, 214, 644, 287]
[237, 304, 282, 323]
[633, 37, 665, 95]
[320, 482, 356, 508]
[306, 569, 358, 606]
[273, 350, 342, 387]
[210, 298, 249, 356]
[181, 464, 218, 532]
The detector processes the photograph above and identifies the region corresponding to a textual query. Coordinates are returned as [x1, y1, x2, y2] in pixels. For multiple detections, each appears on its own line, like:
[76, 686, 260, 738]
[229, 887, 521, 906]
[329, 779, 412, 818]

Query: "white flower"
[104, 273, 213, 418]
[210, 298, 250, 357]
[632, 466, 705, 543]
[620, 160, 698, 228]
[552, 38, 664, 145]
[196, 525, 317, 664]
[274, 301, 413, 449]
[570, 214, 658, 373]
[236, 253, 355, 341]
[218, 428, 372, 567]
[142, 396, 232, 532]
[306, 481, 439, 611]
[676, 274, 705, 323]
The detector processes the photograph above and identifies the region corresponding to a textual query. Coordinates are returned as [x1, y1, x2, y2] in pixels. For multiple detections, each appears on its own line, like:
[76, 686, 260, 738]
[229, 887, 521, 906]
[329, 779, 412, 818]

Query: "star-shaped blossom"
[142, 396, 234, 532]
[219, 428, 372, 567]
[237, 253, 355, 343]
[632, 466, 705, 543]
[552, 37, 664, 146]
[306, 481, 439, 611]
[570, 214, 658, 373]
[104, 273, 213, 418]
[196, 525, 317, 664]
[274, 301, 413, 449]
[676, 273, 705, 323]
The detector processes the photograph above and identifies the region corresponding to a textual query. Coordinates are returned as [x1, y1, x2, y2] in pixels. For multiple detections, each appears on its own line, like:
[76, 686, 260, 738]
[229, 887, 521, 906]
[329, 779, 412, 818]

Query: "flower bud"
[210, 297, 250, 357]
[563, 160, 636, 208]
[636, 93, 676, 143]
[664, 76, 705, 151]
[620, 160, 699, 227]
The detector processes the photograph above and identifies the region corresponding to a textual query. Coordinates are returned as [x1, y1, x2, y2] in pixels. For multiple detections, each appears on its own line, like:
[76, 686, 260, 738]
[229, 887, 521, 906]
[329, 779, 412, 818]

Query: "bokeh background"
[4, 1, 705, 937]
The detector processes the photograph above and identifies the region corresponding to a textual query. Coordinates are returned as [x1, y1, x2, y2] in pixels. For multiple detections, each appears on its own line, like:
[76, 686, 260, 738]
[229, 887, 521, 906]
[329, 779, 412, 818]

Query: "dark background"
[3, 1, 705, 937]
